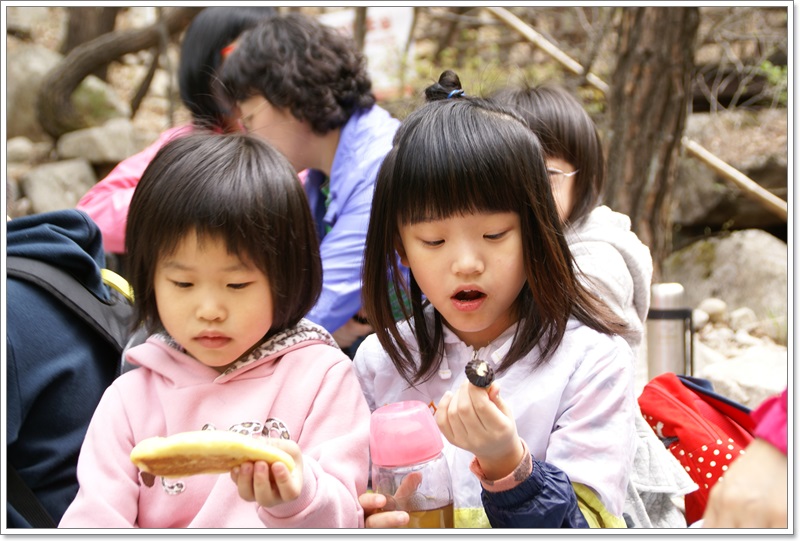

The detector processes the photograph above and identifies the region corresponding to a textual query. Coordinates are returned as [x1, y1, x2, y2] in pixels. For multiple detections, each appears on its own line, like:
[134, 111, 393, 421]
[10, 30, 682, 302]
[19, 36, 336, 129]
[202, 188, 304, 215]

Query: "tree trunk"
[37, 7, 203, 139]
[353, 7, 368, 51]
[61, 6, 121, 80]
[605, 7, 700, 280]
[434, 7, 471, 63]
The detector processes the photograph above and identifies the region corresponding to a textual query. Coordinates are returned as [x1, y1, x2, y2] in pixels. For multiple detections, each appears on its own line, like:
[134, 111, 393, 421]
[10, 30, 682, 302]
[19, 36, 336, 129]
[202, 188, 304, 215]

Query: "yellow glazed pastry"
[130, 430, 295, 478]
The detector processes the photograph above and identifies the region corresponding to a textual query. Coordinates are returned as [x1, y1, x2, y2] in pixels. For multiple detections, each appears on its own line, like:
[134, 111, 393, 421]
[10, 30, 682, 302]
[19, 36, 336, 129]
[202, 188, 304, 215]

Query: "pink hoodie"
[59, 321, 370, 528]
[752, 387, 787, 455]
[76, 124, 194, 254]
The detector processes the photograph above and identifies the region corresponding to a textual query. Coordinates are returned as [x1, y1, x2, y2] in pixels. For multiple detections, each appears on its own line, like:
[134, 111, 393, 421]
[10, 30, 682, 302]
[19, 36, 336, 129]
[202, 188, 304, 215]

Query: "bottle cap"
[369, 400, 443, 467]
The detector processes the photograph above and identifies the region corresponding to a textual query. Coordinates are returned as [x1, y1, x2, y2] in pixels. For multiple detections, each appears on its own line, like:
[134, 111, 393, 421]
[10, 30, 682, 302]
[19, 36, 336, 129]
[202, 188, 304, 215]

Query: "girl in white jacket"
[355, 71, 637, 528]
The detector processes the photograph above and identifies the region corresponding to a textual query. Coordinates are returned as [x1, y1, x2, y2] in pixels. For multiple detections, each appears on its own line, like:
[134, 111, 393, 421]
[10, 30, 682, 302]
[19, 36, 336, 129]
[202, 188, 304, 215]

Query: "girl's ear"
[395, 237, 409, 267]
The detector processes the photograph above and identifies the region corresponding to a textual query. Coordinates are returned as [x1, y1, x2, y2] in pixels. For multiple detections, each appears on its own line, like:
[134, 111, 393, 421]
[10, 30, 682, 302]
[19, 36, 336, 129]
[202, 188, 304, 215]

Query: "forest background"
[4, 4, 791, 356]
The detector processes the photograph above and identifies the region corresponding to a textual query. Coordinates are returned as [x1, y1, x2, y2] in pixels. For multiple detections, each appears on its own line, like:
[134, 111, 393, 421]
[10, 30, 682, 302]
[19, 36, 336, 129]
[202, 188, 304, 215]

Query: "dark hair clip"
[447, 89, 465, 99]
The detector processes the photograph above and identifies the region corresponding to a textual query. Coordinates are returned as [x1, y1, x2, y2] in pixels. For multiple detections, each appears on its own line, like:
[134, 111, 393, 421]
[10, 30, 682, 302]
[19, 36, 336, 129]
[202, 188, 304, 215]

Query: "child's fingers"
[359, 492, 387, 514]
[251, 461, 278, 504]
[486, 382, 512, 417]
[359, 492, 411, 528]
[487, 382, 501, 403]
[394, 471, 423, 500]
[271, 461, 302, 502]
[436, 390, 453, 412]
[234, 462, 257, 502]
[365, 510, 410, 528]
[453, 380, 476, 420]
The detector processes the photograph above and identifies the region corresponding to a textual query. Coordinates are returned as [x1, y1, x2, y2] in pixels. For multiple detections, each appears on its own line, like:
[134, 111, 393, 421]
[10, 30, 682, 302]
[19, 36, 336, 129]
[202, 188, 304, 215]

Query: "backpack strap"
[7, 464, 57, 528]
[6, 256, 134, 355]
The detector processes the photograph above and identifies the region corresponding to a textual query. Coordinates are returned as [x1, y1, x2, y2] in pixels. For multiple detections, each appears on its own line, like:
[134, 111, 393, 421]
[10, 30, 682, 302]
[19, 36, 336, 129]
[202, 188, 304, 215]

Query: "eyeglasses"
[546, 167, 579, 180]
[239, 98, 271, 133]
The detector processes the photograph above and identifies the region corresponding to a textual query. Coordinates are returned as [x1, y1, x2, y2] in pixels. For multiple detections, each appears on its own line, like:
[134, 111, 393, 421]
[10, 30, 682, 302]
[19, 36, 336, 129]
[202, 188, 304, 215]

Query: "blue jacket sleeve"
[481, 457, 589, 528]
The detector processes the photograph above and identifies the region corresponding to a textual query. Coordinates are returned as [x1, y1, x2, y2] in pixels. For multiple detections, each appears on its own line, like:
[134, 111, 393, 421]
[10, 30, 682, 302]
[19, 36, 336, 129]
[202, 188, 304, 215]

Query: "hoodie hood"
[126, 318, 340, 385]
[7, 209, 108, 301]
[565, 205, 653, 324]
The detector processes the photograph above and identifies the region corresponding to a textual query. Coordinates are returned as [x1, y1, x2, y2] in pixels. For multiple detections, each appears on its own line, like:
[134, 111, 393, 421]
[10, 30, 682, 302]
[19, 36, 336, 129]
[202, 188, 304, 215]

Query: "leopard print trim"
[154, 319, 340, 376]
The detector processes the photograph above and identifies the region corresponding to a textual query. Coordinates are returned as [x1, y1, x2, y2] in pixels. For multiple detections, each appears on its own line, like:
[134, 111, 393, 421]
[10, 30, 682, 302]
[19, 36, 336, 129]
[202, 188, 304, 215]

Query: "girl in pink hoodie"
[59, 132, 370, 528]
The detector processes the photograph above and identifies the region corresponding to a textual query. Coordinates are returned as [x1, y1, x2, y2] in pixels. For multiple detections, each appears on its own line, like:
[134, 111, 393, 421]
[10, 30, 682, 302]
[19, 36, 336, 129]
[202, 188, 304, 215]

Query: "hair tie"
[447, 89, 465, 99]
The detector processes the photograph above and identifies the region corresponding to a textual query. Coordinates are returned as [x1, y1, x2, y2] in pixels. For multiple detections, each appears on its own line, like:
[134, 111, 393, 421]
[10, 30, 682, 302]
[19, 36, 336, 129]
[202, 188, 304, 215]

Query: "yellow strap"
[455, 485, 625, 529]
[573, 483, 627, 528]
[101, 268, 134, 302]
[454, 507, 491, 528]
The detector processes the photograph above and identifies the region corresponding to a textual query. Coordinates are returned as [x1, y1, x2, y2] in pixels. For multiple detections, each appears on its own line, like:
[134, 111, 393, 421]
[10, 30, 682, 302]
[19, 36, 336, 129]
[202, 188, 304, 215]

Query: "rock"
[751, 316, 787, 345]
[7, 43, 131, 142]
[11, 198, 33, 218]
[696, 324, 735, 358]
[7, 137, 36, 163]
[7, 163, 32, 192]
[733, 329, 761, 348]
[700, 344, 787, 409]
[20, 159, 96, 214]
[70, 74, 132, 129]
[697, 298, 727, 323]
[6, 173, 27, 219]
[692, 308, 709, 331]
[6, 7, 53, 38]
[6, 44, 62, 142]
[691, 338, 727, 376]
[729, 307, 758, 333]
[673, 109, 788, 236]
[663, 229, 787, 342]
[57, 118, 140, 164]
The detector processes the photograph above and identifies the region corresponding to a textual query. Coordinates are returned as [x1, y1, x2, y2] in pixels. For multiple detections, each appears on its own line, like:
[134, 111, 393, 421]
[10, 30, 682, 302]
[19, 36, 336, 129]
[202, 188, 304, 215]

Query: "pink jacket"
[59, 320, 370, 528]
[752, 387, 787, 455]
[76, 125, 194, 254]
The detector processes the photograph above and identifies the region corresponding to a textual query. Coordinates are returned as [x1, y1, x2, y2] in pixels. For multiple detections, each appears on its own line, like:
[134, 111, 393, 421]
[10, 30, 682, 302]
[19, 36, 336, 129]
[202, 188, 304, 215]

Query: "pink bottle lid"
[369, 400, 444, 467]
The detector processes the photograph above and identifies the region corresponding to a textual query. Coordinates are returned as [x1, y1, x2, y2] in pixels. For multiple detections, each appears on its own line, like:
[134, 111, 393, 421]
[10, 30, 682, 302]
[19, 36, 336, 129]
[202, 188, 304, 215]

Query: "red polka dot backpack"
[638, 373, 756, 526]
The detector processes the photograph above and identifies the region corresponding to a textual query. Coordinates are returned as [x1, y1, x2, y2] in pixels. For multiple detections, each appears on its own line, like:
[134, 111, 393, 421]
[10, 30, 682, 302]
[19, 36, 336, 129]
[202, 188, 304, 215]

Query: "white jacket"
[565, 205, 653, 356]
[354, 315, 638, 528]
[566, 206, 696, 527]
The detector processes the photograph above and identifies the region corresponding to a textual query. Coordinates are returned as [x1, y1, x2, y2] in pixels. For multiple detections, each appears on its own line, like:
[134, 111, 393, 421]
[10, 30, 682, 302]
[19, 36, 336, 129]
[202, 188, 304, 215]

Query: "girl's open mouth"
[454, 290, 485, 302]
[452, 290, 486, 311]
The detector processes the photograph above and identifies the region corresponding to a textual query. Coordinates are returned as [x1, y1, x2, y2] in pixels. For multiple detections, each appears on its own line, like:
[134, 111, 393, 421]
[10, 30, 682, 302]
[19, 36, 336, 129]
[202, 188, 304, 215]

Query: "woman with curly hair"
[219, 13, 400, 355]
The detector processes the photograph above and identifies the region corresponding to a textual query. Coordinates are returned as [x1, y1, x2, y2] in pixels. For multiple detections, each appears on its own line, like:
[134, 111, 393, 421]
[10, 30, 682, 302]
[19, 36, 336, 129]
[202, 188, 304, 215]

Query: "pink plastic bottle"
[369, 400, 454, 528]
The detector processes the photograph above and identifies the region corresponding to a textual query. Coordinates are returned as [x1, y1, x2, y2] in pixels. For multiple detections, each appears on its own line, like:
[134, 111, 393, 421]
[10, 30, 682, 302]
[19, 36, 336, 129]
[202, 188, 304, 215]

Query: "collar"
[154, 319, 339, 378]
[438, 321, 519, 381]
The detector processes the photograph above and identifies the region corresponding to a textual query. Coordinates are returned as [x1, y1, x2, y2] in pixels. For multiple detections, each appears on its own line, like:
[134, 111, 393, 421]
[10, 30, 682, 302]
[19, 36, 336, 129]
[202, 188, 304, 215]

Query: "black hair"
[178, 6, 275, 129]
[363, 71, 626, 385]
[126, 132, 322, 338]
[491, 84, 605, 225]
[217, 13, 375, 134]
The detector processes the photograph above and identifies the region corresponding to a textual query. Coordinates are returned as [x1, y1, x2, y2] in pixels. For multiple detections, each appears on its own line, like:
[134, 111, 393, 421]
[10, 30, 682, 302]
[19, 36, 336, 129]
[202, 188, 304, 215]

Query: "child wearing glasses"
[491, 83, 696, 527]
[218, 13, 401, 356]
[491, 84, 652, 364]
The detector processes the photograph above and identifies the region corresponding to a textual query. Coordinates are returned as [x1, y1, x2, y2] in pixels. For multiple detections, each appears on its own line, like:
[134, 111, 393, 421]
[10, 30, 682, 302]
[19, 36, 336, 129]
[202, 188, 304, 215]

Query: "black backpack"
[6, 256, 136, 528]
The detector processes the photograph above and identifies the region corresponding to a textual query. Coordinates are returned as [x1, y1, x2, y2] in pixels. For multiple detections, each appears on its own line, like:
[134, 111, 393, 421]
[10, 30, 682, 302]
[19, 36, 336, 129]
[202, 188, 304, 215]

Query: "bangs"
[146, 143, 283, 270]
[388, 102, 535, 225]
